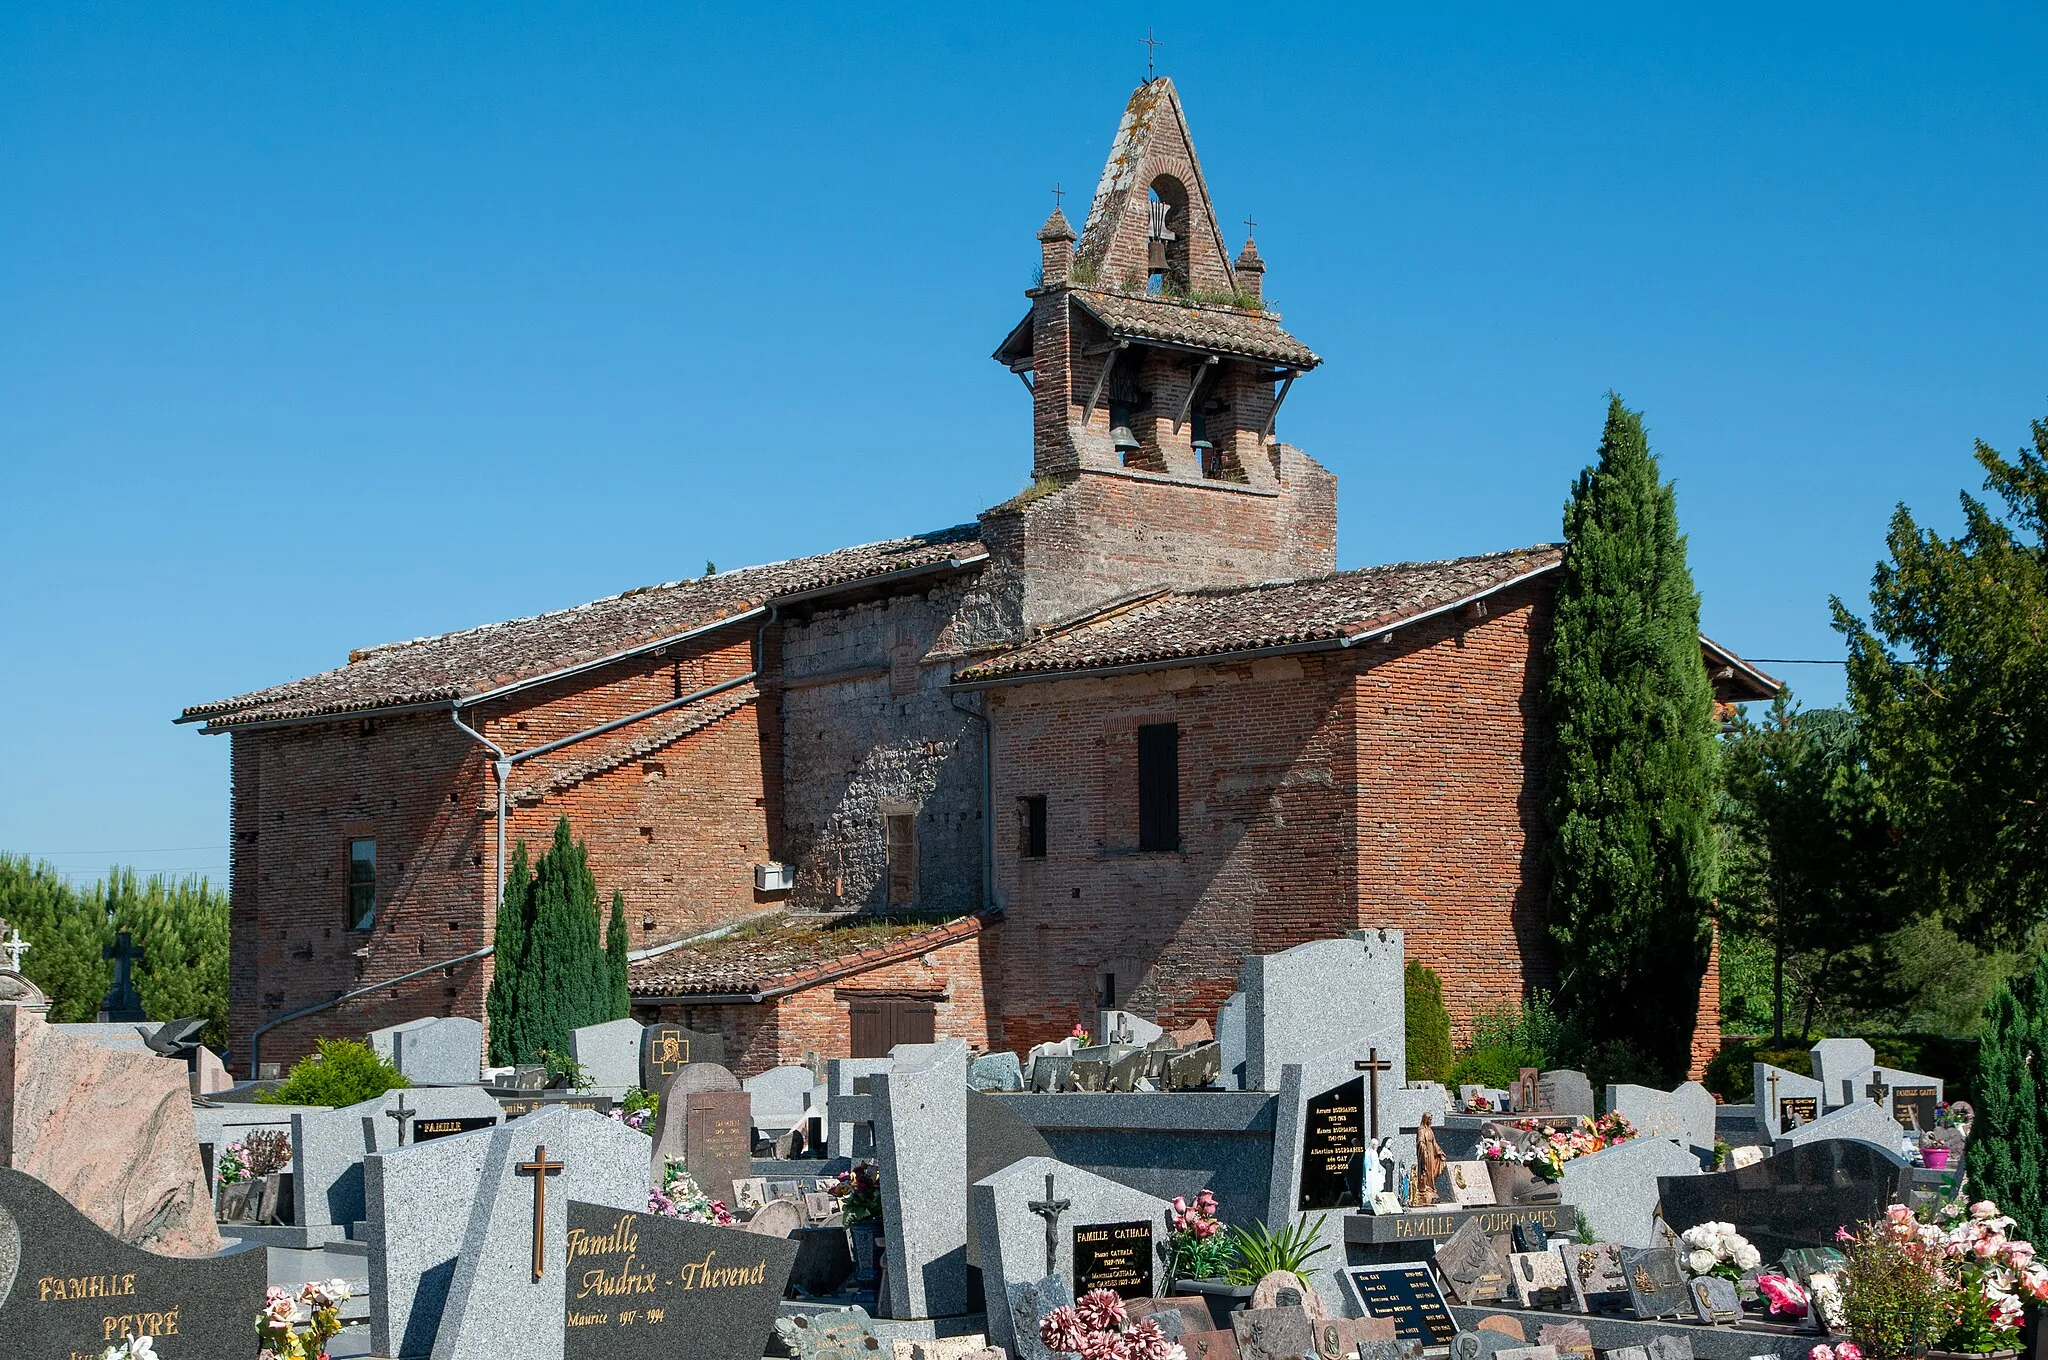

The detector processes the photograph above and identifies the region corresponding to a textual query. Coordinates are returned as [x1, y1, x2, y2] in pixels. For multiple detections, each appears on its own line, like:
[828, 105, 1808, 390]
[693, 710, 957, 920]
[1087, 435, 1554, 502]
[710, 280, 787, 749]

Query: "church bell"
[1112, 424, 1142, 452]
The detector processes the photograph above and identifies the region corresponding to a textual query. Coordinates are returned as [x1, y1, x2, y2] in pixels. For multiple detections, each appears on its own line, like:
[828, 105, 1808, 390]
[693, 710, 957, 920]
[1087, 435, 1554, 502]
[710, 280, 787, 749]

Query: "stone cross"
[517, 1144, 565, 1281]
[0, 922, 27, 972]
[1027, 1171, 1071, 1278]
[1355, 1048, 1394, 1139]
[385, 1093, 415, 1146]
[99, 929, 146, 1021]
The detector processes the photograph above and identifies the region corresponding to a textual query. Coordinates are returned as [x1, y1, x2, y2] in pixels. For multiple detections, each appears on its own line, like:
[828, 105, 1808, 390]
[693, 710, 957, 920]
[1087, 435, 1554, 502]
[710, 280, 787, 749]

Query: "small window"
[1019, 795, 1047, 859]
[1137, 722, 1180, 852]
[347, 838, 377, 930]
[885, 813, 916, 907]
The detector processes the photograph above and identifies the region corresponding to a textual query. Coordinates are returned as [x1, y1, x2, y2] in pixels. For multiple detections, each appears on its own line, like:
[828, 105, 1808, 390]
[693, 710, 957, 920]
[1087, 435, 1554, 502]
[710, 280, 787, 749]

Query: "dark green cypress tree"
[1969, 950, 2048, 1242]
[1541, 395, 1719, 1080]
[605, 889, 631, 1021]
[485, 840, 534, 1066]
[520, 817, 613, 1059]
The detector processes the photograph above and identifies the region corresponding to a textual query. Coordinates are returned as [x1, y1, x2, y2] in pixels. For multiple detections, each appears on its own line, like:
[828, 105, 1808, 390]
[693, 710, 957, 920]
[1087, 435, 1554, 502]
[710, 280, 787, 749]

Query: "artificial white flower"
[1688, 1249, 1718, 1275]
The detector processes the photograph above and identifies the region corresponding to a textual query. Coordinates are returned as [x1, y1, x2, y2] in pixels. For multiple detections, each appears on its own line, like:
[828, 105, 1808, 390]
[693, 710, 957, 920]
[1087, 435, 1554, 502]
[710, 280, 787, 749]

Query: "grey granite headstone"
[972, 1156, 1168, 1355]
[746, 1063, 817, 1130]
[293, 1084, 504, 1231]
[1871, 1066, 1944, 1132]
[1645, 1336, 1694, 1360]
[429, 1106, 651, 1360]
[366, 1121, 496, 1358]
[1099, 1010, 1164, 1046]
[1753, 1064, 1824, 1133]
[395, 1017, 486, 1085]
[1216, 993, 1247, 1090]
[970, 1051, 1025, 1092]
[1809, 1038, 1876, 1110]
[1005, 1274, 1073, 1360]
[568, 1017, 642, 1091]
[1773, 1099, 1905, 1153]
[1557, 1134, 1702, 1246]
[562, 1203, 798, 1360]
[828, 1056, 893, 1158]
[1242, 931, 1405, 1094]
[371, 1017, 438, 1065]
[873, 1039, 971, 1319]
[1536, 1070, 1595, 1117]
[1606, 1082, 1716, 1156]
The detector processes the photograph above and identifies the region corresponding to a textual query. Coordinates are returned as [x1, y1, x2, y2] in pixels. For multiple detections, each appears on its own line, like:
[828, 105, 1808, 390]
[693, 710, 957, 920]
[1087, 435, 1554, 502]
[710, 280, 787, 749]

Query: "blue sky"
[4, 4, 2045, 887]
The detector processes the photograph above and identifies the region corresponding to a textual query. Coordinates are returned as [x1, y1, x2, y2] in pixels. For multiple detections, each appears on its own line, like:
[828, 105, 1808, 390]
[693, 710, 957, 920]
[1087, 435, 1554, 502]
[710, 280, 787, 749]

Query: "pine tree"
[1969, 950, 2048, 1243]
[1541, 394, 1720, 1080]
[605, 889, 631, 1021]
[485, 840, 534, 1066]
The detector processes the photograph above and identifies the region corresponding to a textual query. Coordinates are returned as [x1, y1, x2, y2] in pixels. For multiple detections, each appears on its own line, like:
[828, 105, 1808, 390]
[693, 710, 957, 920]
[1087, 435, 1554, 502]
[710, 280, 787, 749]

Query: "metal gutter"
[460, 608, 769, 708]
[185, 698, 459, 735]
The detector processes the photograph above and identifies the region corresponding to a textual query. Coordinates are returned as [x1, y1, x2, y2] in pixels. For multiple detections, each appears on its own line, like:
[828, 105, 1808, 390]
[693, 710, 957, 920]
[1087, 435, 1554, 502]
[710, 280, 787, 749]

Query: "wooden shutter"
[1137, 722, 1180, 851]
[849, 1000, 889, 1058]
[893, 1000, 936, 1047]
[886, 814, 915, 906]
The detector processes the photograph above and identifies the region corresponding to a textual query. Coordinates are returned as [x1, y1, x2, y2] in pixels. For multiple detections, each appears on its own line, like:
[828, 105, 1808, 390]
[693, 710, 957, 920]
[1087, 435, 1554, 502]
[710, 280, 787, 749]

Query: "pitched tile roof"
[627, 910, 996, 998]
[1070, 289, 1321, 370]
[180, 527, 985, 730]
[955, 546, 1564, 683]
[514, 685, 758, 801]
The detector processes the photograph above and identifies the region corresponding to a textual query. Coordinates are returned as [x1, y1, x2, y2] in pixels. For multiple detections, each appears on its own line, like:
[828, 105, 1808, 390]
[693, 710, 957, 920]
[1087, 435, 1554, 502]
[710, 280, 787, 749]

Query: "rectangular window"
[347, 838, 377, 930]
[1019, 795, 1047, 859]
[885, 813, 916, 907]
[1137, 722, 1180, 852]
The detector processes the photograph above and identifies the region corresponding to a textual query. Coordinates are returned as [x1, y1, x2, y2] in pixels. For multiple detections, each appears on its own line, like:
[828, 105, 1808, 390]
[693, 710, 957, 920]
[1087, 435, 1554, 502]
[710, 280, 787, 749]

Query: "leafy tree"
[1540, 395, 1719, 1079]
[1404, 962, 1453, 1084]
[257, 1037, 408, 1108]
[1968, 948, 2048, 1244]
[605, 889, 631, 1021]
[0, 854, 110, 1020]
[1716, 697, 1902, 1040]
[485, 840, 533, 1067]
[1833, 419, 2048, 944]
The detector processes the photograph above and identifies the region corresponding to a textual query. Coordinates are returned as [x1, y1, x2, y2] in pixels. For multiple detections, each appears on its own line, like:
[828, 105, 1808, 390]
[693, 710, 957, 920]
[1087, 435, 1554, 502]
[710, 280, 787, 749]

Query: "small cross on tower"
[1052, 182, 1065, 211]
[1027, 1172, 1071, 1277]
[1354, 1048, 1394, 1140]
[1243, 212, 1258, 239]
[517, 1144, 566, 1281]
[1141, 27, 1162, 80]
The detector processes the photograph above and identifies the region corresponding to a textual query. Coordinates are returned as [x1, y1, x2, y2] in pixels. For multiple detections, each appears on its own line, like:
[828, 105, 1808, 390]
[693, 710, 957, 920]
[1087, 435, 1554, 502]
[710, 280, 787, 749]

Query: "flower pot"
[1171, 1279, 1257, 1331]
[1923, 1147, 1953, 1169]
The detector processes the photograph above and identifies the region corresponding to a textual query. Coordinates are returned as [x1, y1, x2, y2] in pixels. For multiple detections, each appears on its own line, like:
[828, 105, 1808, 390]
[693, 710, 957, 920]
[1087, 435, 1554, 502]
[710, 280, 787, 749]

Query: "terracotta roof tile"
[180, 526, 985, 730]
[956, 545, 1563, 682]
[627, 910, 994, 997]
[1070, 289, 1319, 369]
[514, 686, 758, 801]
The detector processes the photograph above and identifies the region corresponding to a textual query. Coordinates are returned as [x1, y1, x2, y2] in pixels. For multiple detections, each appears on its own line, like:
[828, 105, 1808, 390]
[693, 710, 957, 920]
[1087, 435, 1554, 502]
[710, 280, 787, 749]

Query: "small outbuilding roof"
[627, 910, 996, 999]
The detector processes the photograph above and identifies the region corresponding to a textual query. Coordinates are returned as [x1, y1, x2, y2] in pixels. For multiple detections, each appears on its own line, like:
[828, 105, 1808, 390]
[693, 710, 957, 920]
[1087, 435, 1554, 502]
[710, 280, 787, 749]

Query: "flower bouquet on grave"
[217, 1141, 250, 1186]
[1681, 1221, 1763, 1282]
[650, 1159, 736, 1224]
[1832, 1200, 2048, 1359]
[255, 1279, 351, 1360]
[1482, 1114, 1637, 1182]
[1042, 1288, 1189, 1360]
[832, 1160, 883, 1227]
[100, 1340, 159, 1360]
[1167, 1189, 1229, 1283]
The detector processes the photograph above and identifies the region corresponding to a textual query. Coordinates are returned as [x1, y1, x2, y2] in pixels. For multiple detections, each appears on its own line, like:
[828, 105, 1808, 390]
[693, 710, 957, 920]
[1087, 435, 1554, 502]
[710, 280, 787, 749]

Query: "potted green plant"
[1826, 1200, 2046, 1360]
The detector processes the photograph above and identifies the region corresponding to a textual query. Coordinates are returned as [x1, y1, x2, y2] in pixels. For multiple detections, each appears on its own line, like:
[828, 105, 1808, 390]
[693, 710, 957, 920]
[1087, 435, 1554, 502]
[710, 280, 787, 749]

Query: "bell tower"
[986, 78, 1338, 630]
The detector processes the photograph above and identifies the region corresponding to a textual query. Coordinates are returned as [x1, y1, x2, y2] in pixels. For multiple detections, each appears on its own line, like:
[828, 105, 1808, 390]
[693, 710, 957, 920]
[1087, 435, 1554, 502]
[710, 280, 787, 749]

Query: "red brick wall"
[655, 924, 1000, 1078]
[1690, 925, 1722, 1080]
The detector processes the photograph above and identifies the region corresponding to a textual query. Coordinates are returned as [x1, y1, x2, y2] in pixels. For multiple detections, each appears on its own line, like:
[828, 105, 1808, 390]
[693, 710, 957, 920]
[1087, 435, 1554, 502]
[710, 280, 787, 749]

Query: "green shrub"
[1838, 1226, 1952, 1360]
[1404, 963, 1454, 1084]
[1224, 1215, 1330, 1286]
[1447, 991, 1573, 1089]
[257, 1038, 409, 1108]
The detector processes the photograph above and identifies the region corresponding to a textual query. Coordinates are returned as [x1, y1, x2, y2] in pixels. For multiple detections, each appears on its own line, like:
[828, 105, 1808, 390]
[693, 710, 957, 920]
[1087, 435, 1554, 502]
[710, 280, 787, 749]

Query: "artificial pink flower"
[1835, 1344, 1864, 1360]
[1757, 1274, 1810, 1317]
[1078, 1331, 1129, 1360]
[1810, 1346, 1834, 1360]
[1040, 1306, 1086, 1354]
[1124, 1317, 1172, 1360]
[1972, 1201, 2001, 1221]
[1076, 1288, 1128, 1331]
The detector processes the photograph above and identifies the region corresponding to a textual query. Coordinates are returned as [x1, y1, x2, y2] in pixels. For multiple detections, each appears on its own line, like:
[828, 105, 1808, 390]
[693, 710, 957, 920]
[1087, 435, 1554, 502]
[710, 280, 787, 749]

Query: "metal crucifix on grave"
[1028, 1172, 1071, 1278]
[1354, 1048, 1394, 1140]
[385, 1093, 415, 1147]
[517, 1144, 565, 1281]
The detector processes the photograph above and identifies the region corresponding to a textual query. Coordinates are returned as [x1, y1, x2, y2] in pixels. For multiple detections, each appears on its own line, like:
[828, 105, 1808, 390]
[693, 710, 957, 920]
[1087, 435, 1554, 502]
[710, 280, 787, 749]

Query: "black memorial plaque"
[1346, 1263, 1457, 1345]
[411, 1114, 499, 1144]
[0, 1167, 268, 1360]
[639, 1024, 723, 1087]
[1659, 1140, 1907, 1262]
[1298, 1076, 1366, 1211]
[1891, 1086, 1938, 1133]
[563, 1201, 798, 1360]
[1621, 1246, 1690, 1319]
[1777, 1096, 1818, 1131]
[1072, 1219, 1154, 1300]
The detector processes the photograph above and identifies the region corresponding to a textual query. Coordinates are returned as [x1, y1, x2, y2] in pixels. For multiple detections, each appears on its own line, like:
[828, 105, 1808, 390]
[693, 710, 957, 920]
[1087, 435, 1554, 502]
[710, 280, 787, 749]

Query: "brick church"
[181, 78, 1775, 1080]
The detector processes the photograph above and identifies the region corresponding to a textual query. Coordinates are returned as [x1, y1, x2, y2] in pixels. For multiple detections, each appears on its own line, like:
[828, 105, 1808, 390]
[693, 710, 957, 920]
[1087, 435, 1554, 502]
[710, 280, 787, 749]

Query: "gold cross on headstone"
[517, 1144, 565, 1281]
[1354, 1048, 1394, 1139]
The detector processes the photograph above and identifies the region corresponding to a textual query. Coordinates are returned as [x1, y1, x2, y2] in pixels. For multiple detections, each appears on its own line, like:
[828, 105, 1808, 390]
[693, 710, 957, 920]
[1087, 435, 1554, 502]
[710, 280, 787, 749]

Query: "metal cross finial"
[1052, 182, 1065, 210]
[517, 1144, 566, 1280]
[1142, 27, 1162, 79]
[0, 923, 27, 972]
[1243, 212, 1258, 238]
[1027, 1172, 1072, 1277]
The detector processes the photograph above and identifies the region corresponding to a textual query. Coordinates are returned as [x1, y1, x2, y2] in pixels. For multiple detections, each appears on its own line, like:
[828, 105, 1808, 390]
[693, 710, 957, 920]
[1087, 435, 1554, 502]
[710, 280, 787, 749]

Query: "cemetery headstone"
[1073, 1218, 1154, 1299]
[1297, 1076, 1366, 1210]
[745, 1199, 805, 1238]
[971, 1051, 1025, 1092]
[684, 1090, 754, 1209]
[1809, 1039, 1877, 1110]
[1100, 1010, 1165, 1046]
[1242, 931, 1406, 1094]
[1755, 1065, 1825, 1134]
[568, 1017, 642, 1091]
[1339, 1261, 1458, 1346]
[0, 1166, 266, 1358]
[394, 1017, 486, 1085]
[1476, 1316, 1528, 1340]
[1557, 1242, 1628, 1313]
[872, 1038, 972, 1320]
[1445, 1160, 1497, 1207]
[1887, 1079, 1940, 1134]
[1250, 1267, 1329, 1318]
[1183, 1331, 1243, 1360]
[776, 1307, 885, 1360]
[1535, 1323, 1594, 1360]
[366, 1120, 496, 1359]
[1216, 993, 1247, 1090]
[1557, 1136, 1702, 1246]
[1318, 1317, 1396, 1360]
[1433, 1218, 1509, 1304]
[415, 1114, 501, 1144]
[1659, 1139, 1907, 1260]
[1512, 1220, 1550, 1254]
[1127, 1296, 1218, 1341]
[640, 1024, 724, 1089]
[1508, 1250, 1570, 1308]
[648, 1061, 743, 1181]
[748, 1063, 819, 1132]
[1689, 1276, 1743, 1326]
[1535, 1071, 1595, 1117]
[562, 1202, 798, 1360]
[1772, 1101, 1906, 1154]
[1620, 1246, 1689, 1319]
[295, 1085, 505, 1236]
[1645, 1337, 1695, 1360]
[1232, 1305, 1319, 1360]
[1005, 1274, 1073, 1360]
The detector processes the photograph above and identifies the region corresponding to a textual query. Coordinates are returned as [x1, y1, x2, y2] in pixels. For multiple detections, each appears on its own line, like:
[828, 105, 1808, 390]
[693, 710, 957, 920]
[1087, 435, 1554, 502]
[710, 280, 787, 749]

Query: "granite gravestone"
[648, 1062, 743, 1181]
[1773, 1099, 1905, 1153]
[1318, 1317, 1397, 1360]
[870, 1039, 972, 1321]
[1232, 1305, 1319, 1360]
[1645, 1337, 1695, 1360]
[1535, 1323, 1593, 1360]
[1127, 1297, 1217, 1341]
[1242, 932, 1407, 1094]
[1433, 1218, 1509, 1304]
[970, 1052, 1025, 1092]
[1072, 1219, 1153, 1299]
[414, 1114, 500, 1144]
[1620, 1246, 1689, 1319]
[684, 1091, 754, 1209]
[1509, 1250, 1569, 1308]
[1340, 1262, 1458, 1346]
[1689, 1276, 1742, 1326]
[393, 1017, 486, 1086]
[1494, 1347, 1559, 1360]
[1658, 1139, 1908, 1261]
[1558, 1242, 1628, 1313]
[568, 1018, 643, 1091]
[0, 1166, 266, 1358]
[1512, 1220, 1550, 1254]
[641, 1025, 725, 1089]
[1536, 1071, 1596, 1118]
[366, 1121, 497, 1359]
[1005, 1274, 1073, 1360]
[1890, 1084, 1939, 1134]
[1298, 1077, 1366, 1211]
[1557, 1136, 1703, 1247]
[561, 1201, 798, 1360]
[1809, 1039, 1876, 1110]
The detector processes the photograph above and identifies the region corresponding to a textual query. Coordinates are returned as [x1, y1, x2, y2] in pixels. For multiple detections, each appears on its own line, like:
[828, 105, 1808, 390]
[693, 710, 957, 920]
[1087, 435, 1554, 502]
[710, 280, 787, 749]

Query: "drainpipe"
[950, 692, 995, 908]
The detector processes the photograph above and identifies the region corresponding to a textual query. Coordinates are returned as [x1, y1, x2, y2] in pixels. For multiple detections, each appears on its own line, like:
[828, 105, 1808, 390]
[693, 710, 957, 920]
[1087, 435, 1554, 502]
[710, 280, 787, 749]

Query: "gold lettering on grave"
[675, 1249, 769, 1290]
[39, 1273, 138, 1302]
